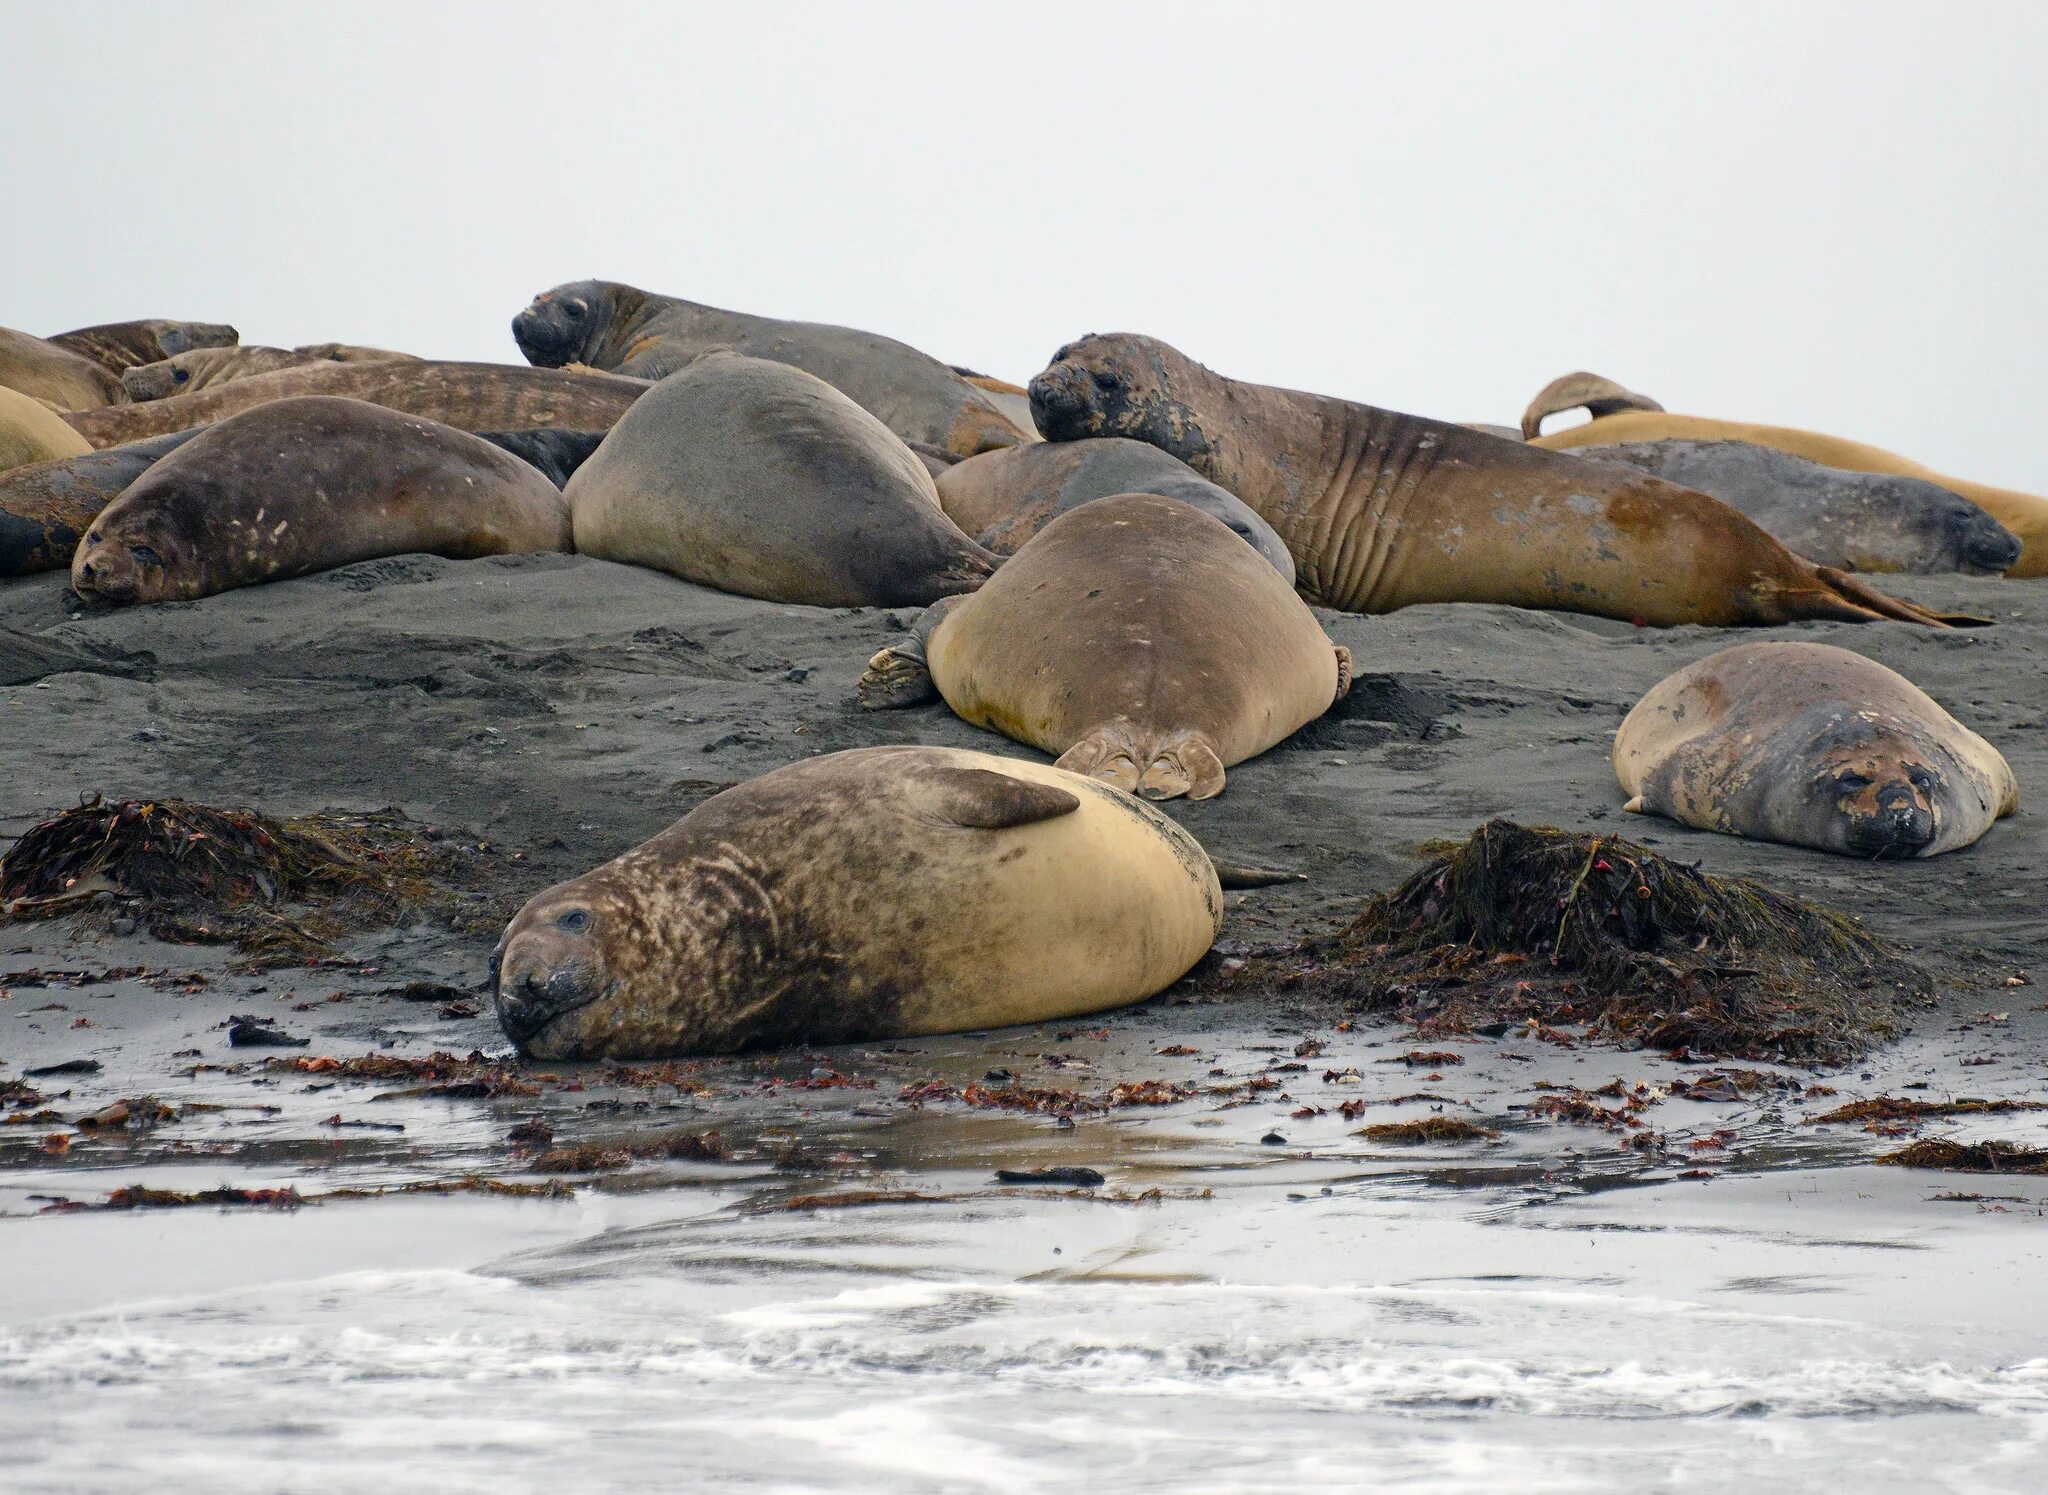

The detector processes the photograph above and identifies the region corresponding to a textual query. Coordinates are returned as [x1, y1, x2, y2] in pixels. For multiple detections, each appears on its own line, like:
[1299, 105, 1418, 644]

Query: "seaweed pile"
[0, 794, 511, 961]
[1196, 820, 1930, 1064]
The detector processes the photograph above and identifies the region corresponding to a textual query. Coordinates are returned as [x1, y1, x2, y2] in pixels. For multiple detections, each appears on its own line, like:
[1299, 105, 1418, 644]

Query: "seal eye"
[129, 544, 163, 569]
[564, 300, 587, 320]
[557, 908, 591, 933]
[1908, 768, 1935, 790]
[86, 529, 102, 544]
[172, 367, 190, 384]
[1836, 773, 1873, 792]
[1091, 371, 1123, 392]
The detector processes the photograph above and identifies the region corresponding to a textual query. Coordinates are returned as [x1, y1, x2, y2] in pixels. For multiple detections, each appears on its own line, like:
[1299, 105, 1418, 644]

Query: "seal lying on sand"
[47, 320, 238, 372]
[63, 360, 646, 447]
[0, 327, 126, 410]
[0, 431, 200, 577]
[491, 744, 1223, 1059]
[567, 352, 995, 607]
[861, 494, 1345, 799]
[1524, 371, 2048, 578]
[935, 436, 1296, 583]
[1578, 440, 2019, 575]
[122, 343, 418, 400]
[0, 386, 93, 473]
[1027, 334, 1953, 627]
[71, 397, 571, 605]
[1615, 641, 2017, 858]
[511, 279, 1031, 456]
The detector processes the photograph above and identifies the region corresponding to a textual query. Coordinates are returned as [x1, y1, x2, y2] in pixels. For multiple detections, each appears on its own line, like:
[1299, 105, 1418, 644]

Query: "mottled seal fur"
[71, 396, 571, 605]
[1578, 440, 2018, 575]
[860, 494, 1345, 799]
[122, 343, 417, 400]
[566, 352, 995, 606]
[0, 387, 94, 473]
[491, 745, 1223, 1059]
[1615, 641, 2017, 858]
[47, 320, 238, 372]
[1525, 371, 2048, 579]
[1027, 334, 1953, 627]
[511, 279, 1031, 456]
[934, 436, 1296, 583]
[63, 360, 647, 448]
[0, 430, 200, 577]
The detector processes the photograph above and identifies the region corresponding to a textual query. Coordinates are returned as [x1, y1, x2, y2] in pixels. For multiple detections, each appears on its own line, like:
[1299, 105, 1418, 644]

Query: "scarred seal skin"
[1577, 440, 2019, 576]
[1614, 641, 2017, 858]
[490, 745, 1223, 1060]
[566, 351, 995, 607]
[860, 494, 1347, 801]
[934, 436, 1295, 583]
[0, 430, 199, 577]
[122, 343, 417, 401]
[70, 396, 571, 606]
[510, 279, 1031, 457]
[1524, 370, 2048, 579]
[1026, 334, 1954, 628]
[62, 360, 647, 448]
[47, 320, 239, 372]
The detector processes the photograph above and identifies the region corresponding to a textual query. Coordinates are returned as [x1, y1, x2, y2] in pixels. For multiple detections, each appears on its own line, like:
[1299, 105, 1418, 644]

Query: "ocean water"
[3, 1165, 2044, 1494]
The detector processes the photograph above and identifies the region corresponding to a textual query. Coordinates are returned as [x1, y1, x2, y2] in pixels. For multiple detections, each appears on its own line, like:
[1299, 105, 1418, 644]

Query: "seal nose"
[1874, 782, 1935, 852]
[1027, 364, 1089, 439]
[493, 952, 600, 1047]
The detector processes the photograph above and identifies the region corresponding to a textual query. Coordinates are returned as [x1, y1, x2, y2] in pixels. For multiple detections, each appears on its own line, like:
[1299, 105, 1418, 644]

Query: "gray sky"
[9, 2, 2044, 486]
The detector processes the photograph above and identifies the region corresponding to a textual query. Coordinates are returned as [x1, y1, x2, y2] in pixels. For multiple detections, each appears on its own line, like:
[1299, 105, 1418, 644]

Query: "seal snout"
[1951, 508, 2022, 574]
[493, 910, 609, 1052]
[1846, 779, 1937, 857]
[72, 547, 138, 604]
[1027, 362, 1095, 440]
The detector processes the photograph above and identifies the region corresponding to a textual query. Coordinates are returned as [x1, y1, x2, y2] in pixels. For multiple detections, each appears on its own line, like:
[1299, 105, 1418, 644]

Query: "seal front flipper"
[914, 765, 1080, 829]
[1521, 371, 1665, 440]
[858, 596, 963, 710]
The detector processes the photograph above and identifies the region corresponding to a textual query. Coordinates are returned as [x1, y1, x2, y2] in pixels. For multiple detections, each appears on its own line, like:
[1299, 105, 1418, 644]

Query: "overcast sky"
[9, 3, 2044, 486]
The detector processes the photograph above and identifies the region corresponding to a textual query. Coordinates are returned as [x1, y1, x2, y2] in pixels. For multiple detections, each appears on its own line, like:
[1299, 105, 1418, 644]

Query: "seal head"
[492, 886, 619, 1053]
[72, 513, 190, 605]
[511, 280, 612, 368]
[1028, 334, 1214, 464]
[1729, 706, 1953, 857]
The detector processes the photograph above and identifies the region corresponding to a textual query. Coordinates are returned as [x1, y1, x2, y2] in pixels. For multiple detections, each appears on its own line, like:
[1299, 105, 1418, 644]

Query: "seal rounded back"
[0, 328, 126, 411]
[0, 386, 94, 473]
[48, 320, 239, 372]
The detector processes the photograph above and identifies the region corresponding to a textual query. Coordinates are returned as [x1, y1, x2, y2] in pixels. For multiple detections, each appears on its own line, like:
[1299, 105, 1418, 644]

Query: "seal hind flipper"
[858, 596, 963, 710]
[1136, 733, 1227, 802]
[1812, 566, 1982, 627]
[1333, 644, 1353, 702]
[1209, 858, 1307, 888]
[916, 766, 1080, 829]
[1521, 371, 1666, 440]
[1056, 726, 1141, 792]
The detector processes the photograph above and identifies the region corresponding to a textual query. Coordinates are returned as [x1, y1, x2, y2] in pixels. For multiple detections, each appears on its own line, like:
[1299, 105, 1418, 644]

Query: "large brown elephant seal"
[567, 352, 995, 606]
[1026, 335, 1953, 627]
[0, 328, 126, 410]
[0, 430, 200, 577]
[1, 387, 94, 473]
[1616, 642, 2016, 858]
[62, 360, 646, 447]
[47, 320, 239, 372]
[1524, 371, 2048, 579]
[491, 745, 1222, 1059]
[71, 397, 571, 606]
[1576, 440, 2019, 575]
[860, 494, 1346, 799]
[935, 436, 1295, 583]
[511, 279, 1031, 457]
[122, 343, 418, 400]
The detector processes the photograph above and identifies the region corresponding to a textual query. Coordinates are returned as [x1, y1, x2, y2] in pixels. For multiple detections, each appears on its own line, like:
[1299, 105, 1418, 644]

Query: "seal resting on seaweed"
[859, 494, 1346, 800]
[1523, 369, 2048, 578]
[1614, 641, 2017, 857]
[490, 745, 1223, 1059]
[565, 352, 995, 606]
[510, 278, 1031, 456]
[71, 396, 571, 605]
[1027, 334, 1955, 627]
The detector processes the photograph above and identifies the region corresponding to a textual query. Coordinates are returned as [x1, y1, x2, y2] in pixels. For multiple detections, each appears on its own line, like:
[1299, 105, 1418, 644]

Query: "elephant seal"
[0, 430, 200, 577]
[122, 343, 417, 400]
[63, 360, 646, 448]
[47, 320, 239, 372]
[566, 352, 995, 606]
[476, 428, 607, 488]
[71, 396, 571, 605]
[1524, 371, 2048, 578]
[860, 494, 1347, 799]
[1, 386, 93, 472]
[1615, 641, 2016, 858]
[935, 437, 1295, 583]
[1026, 334, 1953, 627]
[0, 328, 126, 410]
[1578, 440, 2019, 575]
[510, 279, 1031, 456]
[491, 744, 1222, 1059]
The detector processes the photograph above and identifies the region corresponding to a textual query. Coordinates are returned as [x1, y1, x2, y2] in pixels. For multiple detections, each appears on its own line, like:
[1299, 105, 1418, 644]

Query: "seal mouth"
[1957, 518, 2023, 575]
[1845, 788, 1936, 858]
[493, 959, 609, 1052]
[1027, 364, 1094, 441]
[511, 311, 569, 369]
